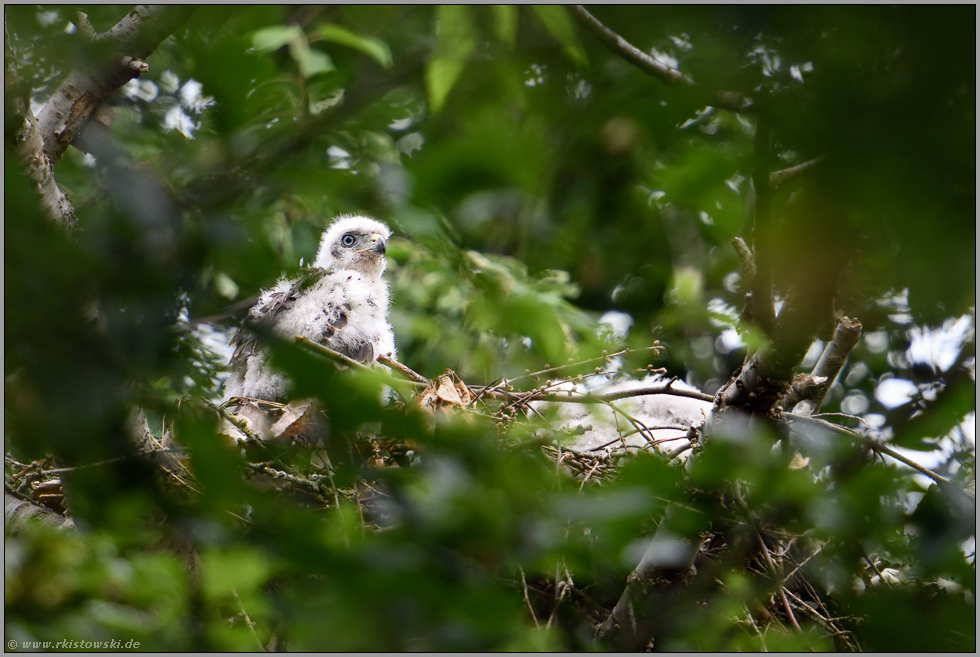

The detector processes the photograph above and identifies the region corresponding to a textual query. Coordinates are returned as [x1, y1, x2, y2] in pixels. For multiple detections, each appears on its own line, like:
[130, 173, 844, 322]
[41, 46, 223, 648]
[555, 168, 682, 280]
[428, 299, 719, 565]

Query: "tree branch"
[36, 5, 196, 166]
[783, 413, 955, 487]
[377, 353, 430, 384]
[5, 23, 77, 228]
[750, 113, 776, 332]
[4, 492, 74, 531]
[731, 237, 757, 288]
[769, 156, 826, 190]
[471, 382, 715, 405]
[784, 316, 862, 414]
[595, 505, 700, 650]
[569, 5, 753, 114]
[293, 336, 419, 394]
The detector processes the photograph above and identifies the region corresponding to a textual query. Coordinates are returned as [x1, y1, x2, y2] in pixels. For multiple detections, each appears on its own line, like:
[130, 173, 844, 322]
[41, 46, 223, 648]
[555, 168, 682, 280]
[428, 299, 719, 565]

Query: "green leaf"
[425, 5, 476, 112]
[201, 547, 271, 602]
[530, 5, 587, 67]
[252, 25, 303, 53]
[253, 24, 334, 78]
[317, 24, 393, 69]
[289, 40, 335, 79]
[491, 5, 518, 47]
[893, 376, 975, 450]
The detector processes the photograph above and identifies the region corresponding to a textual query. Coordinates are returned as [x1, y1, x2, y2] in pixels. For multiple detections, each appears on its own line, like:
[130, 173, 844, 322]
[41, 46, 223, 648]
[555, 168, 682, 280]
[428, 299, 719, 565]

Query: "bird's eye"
[341, 233, 357, 247]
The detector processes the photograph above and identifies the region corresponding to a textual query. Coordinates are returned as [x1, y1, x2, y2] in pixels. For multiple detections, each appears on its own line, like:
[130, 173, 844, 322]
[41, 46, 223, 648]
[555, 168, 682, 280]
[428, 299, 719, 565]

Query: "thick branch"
[5, 23, 77, 227]
[731, 237, 757, 288]
[36, 5, 196, 166]
[595, 506, 700, 650]
[785, 316, 862, 414]
[750, 114, 776, 332]
[718, 296, 823, 414]
[569, 5, 753, 113]
[4, 492, 74, 531]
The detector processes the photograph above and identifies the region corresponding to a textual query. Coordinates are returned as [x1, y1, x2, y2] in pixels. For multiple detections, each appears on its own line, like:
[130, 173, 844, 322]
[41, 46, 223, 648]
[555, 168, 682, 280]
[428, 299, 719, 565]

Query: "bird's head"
[313, 215, 391, 276]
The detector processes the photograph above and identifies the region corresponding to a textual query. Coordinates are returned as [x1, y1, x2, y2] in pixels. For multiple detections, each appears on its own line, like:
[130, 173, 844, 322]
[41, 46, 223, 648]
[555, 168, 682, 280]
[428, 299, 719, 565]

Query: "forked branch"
[569, 5, 753, 113]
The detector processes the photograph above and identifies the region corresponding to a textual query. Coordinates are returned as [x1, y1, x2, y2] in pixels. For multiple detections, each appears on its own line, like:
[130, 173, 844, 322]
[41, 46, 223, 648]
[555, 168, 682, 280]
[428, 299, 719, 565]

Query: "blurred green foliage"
[5, 4, 974, 651]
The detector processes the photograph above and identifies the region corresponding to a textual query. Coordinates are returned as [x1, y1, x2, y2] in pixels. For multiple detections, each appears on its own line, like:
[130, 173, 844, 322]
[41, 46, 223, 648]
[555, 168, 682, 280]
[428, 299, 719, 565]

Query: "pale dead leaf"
[418, 371, 473, 413]
[436, 375, 464, 406]
[788, 452, 811, 470]
[270, 400, 315, 438]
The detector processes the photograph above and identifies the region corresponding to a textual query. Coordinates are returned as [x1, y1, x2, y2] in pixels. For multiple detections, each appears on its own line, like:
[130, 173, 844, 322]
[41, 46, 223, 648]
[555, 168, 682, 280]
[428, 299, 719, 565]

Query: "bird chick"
[224, 215, 395, 403]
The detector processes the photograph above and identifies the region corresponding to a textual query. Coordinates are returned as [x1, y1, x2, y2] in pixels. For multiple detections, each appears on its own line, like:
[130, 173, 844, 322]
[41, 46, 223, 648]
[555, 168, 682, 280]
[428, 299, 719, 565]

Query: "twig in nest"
[244, 462, 322, 498]
[757, 533, 802, 632]
[232, 587, 265, 652]
[519, 567, 541, 629]
[579, 460, 602, 491]
[204, 399, 261, 442]
[377, 353, 429, 384]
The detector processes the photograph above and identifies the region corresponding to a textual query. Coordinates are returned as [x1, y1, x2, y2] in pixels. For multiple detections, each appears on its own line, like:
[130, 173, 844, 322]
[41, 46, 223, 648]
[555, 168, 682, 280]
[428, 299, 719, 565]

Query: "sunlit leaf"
[491, 5, 518, 48]
[252, 25, 303, 53]
[425, 5, 476, 112]
[317, 24, 393, 69]
[290, 41, 335, 79]
[529, 5, 587, 67]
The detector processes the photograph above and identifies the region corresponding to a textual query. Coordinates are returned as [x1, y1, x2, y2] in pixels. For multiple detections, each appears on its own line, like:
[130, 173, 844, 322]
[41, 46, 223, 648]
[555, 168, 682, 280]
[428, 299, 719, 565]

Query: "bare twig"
[294, 336, 418, 397]
[519, 567, 541, 629]
[509, 346, 662, 387]
[783, 413, 954, 486]
[204, 399, 261, 442]
[758, 534, 802, 632]
[474, 383, 714, 405]
[377, 353, 429, 384]
[232, 587, 265, 652]
[569, 5, 752, 113]
[579, 460, 602, 491]
[244, 462, 323, 496]
[295, 335, 370, 371]
[862, 552, 894, 589]
[769, 156, 827, 190]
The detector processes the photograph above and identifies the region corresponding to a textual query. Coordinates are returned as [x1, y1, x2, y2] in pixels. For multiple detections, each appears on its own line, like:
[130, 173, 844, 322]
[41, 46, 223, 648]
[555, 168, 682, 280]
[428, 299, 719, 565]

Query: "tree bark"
[4, 493, 75, 531]
[5, 23, 77, 227]
[35, 5, 196, 167]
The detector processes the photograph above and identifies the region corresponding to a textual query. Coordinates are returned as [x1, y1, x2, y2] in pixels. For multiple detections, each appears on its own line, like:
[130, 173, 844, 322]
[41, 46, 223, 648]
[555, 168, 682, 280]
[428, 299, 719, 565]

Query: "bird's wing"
[229, 266, 380, 377]
[229, 268, 330, 376]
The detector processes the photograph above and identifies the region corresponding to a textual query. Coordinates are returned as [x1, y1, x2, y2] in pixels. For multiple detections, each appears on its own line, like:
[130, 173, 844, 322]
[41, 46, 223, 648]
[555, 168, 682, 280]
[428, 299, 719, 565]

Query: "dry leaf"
[419, 371, 473, 412]
[270, 400, 315, 438]
[788, 453, 811, 470]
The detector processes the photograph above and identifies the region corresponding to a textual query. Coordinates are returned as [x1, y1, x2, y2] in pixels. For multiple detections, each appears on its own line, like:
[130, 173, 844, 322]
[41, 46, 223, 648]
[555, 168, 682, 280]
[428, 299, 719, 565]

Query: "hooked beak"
[355, 233, 387, 256]
[365, 233, 386, 256]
